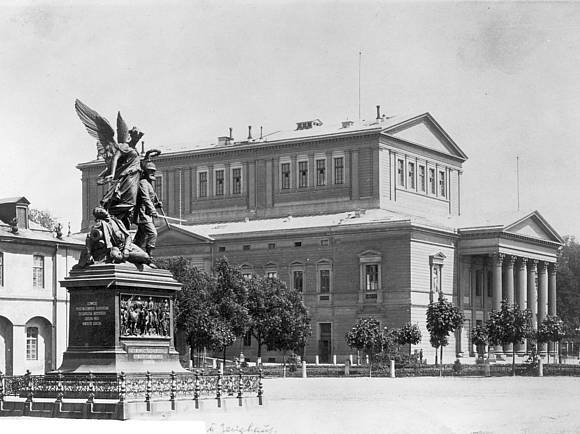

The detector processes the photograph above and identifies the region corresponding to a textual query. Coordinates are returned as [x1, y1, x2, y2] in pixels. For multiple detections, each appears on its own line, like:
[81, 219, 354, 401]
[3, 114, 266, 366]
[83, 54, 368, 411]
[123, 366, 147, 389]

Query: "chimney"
[260, 126, 263, 140]
[229, 127, 233, 140]
[376, 105, 381, 120]
[247, 126, 253, 140]
[342, 120, 354, 128]
[217, 136, 230, 146]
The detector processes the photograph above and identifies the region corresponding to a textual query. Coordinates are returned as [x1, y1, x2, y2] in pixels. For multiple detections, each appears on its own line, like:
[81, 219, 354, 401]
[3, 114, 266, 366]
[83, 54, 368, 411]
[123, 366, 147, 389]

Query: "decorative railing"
[0, 369, 263, 405]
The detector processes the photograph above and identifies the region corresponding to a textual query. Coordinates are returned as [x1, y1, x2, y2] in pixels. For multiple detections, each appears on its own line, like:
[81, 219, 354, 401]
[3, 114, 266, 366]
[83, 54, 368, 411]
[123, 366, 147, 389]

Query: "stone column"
[504, 255, 516, 304]
[548, 263, 558, 355]
[503, 255, 516, 355]
[527, 259, 538, 330]
[538, 261, 548, 354]
[491, 253, 504, 356]
[548, 263, 557, 316]
[515, 258, 528, 355]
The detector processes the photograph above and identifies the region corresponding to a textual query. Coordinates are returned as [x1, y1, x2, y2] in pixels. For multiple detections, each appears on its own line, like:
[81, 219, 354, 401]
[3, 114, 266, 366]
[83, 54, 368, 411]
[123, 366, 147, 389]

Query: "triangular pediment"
[157, 224, 214, 246]
[504, 212, 563, 244]
[383, 114, 467, 161]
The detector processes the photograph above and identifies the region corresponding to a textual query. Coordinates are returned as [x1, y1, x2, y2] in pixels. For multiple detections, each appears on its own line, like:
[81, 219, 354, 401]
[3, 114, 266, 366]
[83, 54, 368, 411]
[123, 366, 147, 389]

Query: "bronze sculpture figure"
[74, 99, 164, 268]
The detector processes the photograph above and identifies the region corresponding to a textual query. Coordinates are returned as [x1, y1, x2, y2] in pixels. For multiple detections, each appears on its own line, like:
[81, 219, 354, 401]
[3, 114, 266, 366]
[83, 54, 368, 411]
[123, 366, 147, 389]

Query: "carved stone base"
[58, 263, 185, 373]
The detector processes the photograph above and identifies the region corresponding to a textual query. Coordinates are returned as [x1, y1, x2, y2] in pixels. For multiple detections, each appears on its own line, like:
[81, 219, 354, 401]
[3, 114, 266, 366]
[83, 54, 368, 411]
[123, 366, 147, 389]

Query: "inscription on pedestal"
[69, 292, 115, 347]
[127, 347, 169, 360]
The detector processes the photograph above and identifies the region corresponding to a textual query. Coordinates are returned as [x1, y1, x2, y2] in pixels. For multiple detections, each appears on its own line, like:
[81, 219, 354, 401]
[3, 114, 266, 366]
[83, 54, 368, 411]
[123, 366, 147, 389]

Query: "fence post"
[52, 370, 63, 417]
[83, 371, 95, 418]
[193, 370, 200, 409]
[315, 355, 319, 365]
[23, 370, 33, 416]
[302, 360, 307, 378]
[170, 371, 176, 410]
[257, 368, 263, 406]
[0, 370, 4, 411]
[344, 360, 350, 376]
[538, 358, 543, 377]
[390, 360, 395, 378]
[145, 371, 152, 411]
[237, 368, 243, 407]
[116, 372, 127, 421]
[216, 370, 222, 408]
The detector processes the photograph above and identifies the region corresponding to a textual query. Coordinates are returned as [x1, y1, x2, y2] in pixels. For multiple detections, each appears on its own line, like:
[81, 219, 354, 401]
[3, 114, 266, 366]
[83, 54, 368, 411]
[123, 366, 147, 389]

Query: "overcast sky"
[1, 1, 580, 237]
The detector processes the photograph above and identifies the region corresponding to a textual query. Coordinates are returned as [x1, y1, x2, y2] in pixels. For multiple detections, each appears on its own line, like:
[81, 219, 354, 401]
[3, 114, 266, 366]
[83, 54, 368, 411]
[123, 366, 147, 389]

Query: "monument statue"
[74, 99, 164, 268]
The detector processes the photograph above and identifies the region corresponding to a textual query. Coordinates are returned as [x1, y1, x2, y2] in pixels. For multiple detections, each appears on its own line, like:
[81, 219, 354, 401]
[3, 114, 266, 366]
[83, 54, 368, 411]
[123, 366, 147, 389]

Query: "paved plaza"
[3, 376, 580, 433]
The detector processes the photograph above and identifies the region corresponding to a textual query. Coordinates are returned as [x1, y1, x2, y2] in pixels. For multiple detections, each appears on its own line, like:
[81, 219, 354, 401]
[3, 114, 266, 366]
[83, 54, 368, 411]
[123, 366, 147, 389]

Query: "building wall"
[0, 241, 81, 374]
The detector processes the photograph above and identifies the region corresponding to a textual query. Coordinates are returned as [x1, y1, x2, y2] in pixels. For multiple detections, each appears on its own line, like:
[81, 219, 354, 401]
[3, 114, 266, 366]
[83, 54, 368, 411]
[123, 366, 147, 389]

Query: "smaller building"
[0, 197, 84, 374]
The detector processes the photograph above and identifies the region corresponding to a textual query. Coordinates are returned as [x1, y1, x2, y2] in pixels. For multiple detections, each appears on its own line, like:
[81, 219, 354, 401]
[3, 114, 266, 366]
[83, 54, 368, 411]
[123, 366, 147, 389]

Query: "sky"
[1, 1, 580, 237]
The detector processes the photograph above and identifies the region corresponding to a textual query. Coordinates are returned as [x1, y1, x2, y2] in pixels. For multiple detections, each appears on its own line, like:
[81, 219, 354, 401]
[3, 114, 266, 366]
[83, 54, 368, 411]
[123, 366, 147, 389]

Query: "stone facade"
[0, 197, 84, 374]
[76, 110, 564, 365]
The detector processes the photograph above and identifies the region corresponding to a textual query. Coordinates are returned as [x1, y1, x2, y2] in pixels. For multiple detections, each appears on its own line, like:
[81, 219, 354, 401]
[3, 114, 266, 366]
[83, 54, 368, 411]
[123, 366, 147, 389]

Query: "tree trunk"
[512, 343, 516, 376]
[368, 353, 372, 378]
[223, 346, 227, 365]
[558, 340, 562, 364]
[435, 347, 438, 366]
[440, 346, 443, 365]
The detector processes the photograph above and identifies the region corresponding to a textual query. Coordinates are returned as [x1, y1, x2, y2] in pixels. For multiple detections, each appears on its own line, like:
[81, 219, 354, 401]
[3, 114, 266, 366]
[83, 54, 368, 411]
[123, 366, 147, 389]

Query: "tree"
[486, 300, 532, 375]
[345, 317, 387, 377]
[426, 293, 464, 366]
[470, 324, 489, 361]
[28, 208, 59, 231]
[247, 275, 311, 361]
[537, 314, 566, 364]
[556, 236, 580, 331]
[394, 322, 422, 356]
[212, 257, 249, 361]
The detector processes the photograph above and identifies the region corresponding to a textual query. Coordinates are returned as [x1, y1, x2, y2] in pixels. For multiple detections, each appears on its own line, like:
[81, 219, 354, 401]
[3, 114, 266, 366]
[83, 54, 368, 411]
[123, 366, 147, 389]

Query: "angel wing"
[74, 99, 119, 160]
[117, 112, 129, 144]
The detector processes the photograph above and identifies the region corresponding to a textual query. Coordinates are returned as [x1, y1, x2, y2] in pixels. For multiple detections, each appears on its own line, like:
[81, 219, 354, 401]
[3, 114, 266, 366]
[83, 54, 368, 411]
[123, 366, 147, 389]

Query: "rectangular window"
[397, 159, 405, 186]
[487, 271, 493, 298]
[199, 172, 208, 198]
[154, 176, 164, 202]
[320, 239, 329, 247]
[0, 252, 3, 286]
[419, 166, 426, 192]
[281, 162, 291, 190]
[218, 246, 226, 252]
[268, 243, 276, 249]
[298, 161, 308, 188]
[418, 165, 426, 192]
[316, 159, 326, 186]
[242, 273, 252, 280]
[215, 169, 224, 196]
[319, 269, 330, 293]
[267, 271, 277, 279]
[293, 270, 303, 292]
[17, 206, 27, 229]
[232, 168, 241, 195]
[294, 241, 302, 247]
[475, 270, 482, 296]
[26, 327, 38, 360]
[408, 162, 415, 189]
[365, 264, 379, 291]
[33, 255, 44, 288]
[334, 157, 344, 184]
[243, 245, 250, 251]
[439, 170, 446, 197]
[428, 168, 436, 194]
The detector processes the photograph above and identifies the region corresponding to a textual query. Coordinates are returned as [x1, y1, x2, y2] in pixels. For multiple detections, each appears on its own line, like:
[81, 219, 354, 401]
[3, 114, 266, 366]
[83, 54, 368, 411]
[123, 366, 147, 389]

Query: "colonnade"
[490, 253, 557, 355]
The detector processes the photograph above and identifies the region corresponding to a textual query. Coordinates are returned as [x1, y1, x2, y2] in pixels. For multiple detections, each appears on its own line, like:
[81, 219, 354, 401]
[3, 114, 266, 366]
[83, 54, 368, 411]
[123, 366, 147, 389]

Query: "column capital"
[490, 253, 505, 266]
[504, 255, 516, 267]
[516, 257, 528, 270]
[538, 261, 548, 273]
[548, 262, 558, 275]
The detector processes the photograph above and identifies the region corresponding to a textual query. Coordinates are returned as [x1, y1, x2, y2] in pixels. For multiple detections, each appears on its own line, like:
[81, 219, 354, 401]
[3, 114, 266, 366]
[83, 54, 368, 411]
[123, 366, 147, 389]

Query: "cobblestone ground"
[4, 376, 580, 433]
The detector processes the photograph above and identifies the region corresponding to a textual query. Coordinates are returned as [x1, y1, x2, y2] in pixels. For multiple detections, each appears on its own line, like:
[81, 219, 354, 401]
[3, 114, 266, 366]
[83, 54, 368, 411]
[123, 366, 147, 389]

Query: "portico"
[457, 211, 563, 359]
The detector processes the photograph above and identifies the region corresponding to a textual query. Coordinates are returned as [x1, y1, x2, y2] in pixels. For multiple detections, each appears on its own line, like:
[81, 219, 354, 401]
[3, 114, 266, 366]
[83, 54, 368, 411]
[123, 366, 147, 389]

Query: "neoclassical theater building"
[0, 197, 83, 374]
[78, 107, 563, 364]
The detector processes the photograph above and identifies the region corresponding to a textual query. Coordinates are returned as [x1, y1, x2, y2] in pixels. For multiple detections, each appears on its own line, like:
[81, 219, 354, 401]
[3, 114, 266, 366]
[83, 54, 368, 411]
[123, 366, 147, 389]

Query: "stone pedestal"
[58, 263, 185, 373]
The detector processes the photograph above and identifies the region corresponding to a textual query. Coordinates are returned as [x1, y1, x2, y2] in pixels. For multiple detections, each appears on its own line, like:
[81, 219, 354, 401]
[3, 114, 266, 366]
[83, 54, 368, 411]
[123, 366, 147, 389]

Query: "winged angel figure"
[75, 99, 144, 229]
[74, 99, 154, 269]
